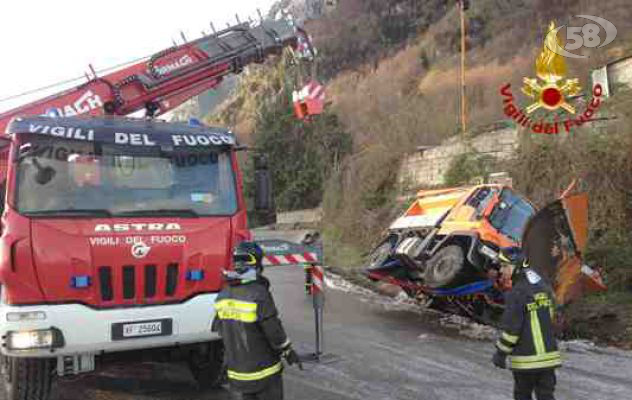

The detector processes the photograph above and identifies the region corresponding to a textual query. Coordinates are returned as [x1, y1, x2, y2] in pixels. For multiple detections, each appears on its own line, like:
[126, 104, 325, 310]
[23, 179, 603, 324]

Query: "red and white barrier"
[311, 265, 325, 297]
[263, 252, 319, 266]
[292, 80, 326, 120]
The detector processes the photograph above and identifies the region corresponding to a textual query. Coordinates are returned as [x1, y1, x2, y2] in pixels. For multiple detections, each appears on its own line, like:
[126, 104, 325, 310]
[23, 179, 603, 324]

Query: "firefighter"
[213, 241, 302, 400]
[492, 246, 561, 400]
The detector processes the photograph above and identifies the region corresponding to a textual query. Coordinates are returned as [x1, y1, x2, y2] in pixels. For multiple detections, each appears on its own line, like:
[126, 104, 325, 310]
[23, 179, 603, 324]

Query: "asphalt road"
[47, 267, 632, 400]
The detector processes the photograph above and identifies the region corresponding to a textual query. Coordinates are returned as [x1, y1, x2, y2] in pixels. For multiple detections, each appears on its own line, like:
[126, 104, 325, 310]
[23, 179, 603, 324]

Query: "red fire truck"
[0, 19, 306, 400]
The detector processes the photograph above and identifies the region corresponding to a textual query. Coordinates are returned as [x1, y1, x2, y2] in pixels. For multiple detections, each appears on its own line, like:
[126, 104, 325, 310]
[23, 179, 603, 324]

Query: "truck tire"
[0, 356, 54, 400]
[423, 245, 468, 289]
[367, 234, 399, 269]
[188, 340, 226, 390]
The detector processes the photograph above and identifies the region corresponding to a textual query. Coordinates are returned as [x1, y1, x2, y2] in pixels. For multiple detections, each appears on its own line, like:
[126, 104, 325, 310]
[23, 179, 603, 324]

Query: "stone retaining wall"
[276, 207, 323, 226]
[398, 127, 519, 189]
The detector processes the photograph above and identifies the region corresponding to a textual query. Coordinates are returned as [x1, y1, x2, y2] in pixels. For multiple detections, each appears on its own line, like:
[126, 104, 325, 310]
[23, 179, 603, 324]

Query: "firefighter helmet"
[499, 246, 531, 281]
[225, 242, 265, 282]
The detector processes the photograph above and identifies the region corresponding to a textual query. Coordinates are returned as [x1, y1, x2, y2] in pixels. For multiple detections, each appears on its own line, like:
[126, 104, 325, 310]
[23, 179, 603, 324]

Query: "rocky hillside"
[209, 0, 632, 345]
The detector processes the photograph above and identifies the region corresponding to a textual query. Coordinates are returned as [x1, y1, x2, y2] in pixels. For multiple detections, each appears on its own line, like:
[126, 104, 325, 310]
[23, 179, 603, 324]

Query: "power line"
[0, 54, 151, 104]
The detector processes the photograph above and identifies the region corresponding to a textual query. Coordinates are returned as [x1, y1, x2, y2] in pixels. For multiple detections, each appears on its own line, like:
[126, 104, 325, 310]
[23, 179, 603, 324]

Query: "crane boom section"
[0, 20, 301, 132]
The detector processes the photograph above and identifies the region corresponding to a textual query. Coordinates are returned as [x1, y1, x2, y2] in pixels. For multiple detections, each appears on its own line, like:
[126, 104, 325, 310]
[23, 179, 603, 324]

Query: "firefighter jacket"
[495, 269, 562, 371]
[212, 276, 291, 393]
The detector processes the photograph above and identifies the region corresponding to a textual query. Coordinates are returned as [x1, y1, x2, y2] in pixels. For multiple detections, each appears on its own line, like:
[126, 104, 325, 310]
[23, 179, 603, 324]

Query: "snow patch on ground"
[325, 272, 434, 315]
[560, 339, 632, 357]
[438, 314, 497, 340]
[324, 272, 374, 297]
[560, 339, 599, 354]
[325, 272, 494, 340]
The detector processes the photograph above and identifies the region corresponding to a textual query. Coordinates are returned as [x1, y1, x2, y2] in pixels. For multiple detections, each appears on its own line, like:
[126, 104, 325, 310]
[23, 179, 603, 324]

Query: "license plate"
[111, 318, 172, 341]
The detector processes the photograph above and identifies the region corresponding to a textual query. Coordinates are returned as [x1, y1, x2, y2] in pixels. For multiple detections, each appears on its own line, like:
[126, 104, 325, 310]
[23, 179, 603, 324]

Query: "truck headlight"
[479, 245, 499, 260]
[6, 328, 63, 350]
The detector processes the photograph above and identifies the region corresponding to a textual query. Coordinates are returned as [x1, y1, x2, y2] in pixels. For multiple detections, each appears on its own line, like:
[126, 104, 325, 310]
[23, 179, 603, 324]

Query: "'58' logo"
[547, 15, 617, 59]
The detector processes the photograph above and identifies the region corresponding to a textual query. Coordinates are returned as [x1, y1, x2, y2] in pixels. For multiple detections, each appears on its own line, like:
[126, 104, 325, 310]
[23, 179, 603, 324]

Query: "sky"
[0, 0, 279, 113]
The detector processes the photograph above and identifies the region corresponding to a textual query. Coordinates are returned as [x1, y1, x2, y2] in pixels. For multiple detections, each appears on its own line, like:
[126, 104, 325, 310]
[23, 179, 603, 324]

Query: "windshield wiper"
[114, 209, 200, 218]
[24, 209, 112, 217]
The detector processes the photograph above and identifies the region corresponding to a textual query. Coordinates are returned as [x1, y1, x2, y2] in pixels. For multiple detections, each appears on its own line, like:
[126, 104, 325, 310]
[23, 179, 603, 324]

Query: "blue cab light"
[186, 269, 205, 282]
[45, 108, 61, 118]
[188, 117, 204, 127]
[71, 276, 91, 289]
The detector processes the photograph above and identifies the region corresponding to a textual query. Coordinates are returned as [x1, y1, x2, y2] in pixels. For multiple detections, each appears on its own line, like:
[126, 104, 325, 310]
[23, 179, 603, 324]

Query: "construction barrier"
[258, 239, 322, 295]
[310, 265, 325, 305]
[257, 239, 322, 266]
[263, 251, 319, 266]
[255, 238, 326, 361]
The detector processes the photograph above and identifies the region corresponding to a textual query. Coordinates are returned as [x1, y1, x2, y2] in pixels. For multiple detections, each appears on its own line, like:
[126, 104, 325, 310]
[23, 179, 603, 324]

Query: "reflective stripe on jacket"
[212, 276, 290, 393]
[227, 362, 283, 381]
[495, 271, 562, 371]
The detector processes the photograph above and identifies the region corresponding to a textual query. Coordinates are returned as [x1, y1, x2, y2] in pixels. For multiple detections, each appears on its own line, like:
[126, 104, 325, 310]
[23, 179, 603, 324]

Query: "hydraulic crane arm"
[0, 19, 306, 133]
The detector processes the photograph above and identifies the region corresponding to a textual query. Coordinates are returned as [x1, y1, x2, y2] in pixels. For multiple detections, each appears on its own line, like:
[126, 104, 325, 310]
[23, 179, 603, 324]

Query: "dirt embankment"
[563, 298, 632, 350]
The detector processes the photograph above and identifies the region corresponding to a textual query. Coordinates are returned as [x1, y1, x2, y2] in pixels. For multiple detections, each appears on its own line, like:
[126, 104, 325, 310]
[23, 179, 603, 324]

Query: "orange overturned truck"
[366, 183, 605, 323]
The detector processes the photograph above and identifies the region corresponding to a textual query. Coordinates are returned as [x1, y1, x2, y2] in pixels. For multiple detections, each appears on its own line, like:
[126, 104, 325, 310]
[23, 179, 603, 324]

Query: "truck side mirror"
[254, 156, 272, 211]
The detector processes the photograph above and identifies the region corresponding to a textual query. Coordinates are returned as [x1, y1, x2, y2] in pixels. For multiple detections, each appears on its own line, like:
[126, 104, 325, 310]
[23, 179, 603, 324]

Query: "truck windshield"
[488, 189, 536, 242]
[15, 136, 238, 217]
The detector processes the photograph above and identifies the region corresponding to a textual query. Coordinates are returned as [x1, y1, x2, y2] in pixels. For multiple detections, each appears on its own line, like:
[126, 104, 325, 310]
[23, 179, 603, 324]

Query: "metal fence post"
[310, 264, 325, 358]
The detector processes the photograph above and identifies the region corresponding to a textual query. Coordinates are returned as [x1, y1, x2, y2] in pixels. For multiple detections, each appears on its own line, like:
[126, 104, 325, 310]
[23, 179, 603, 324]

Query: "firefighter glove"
[492, 350, 507, 369]
[282, 347, 303, 370]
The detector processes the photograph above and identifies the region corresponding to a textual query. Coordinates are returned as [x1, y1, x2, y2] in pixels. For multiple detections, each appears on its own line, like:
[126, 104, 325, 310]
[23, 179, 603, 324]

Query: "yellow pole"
[460, 0, 467, 137]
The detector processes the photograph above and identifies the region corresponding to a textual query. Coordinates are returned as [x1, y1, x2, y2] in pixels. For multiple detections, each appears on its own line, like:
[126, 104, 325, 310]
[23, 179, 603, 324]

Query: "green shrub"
[253, 106, 352, 212]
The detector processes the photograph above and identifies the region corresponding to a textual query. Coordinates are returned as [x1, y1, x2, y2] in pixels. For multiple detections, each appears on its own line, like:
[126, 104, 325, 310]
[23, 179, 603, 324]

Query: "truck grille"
[165, 263, 178, 296]
[144, 265, 157, 298]
[122, 266, 135, 299]
[98, 264, 179, 304]
[98, 267, 113, 301]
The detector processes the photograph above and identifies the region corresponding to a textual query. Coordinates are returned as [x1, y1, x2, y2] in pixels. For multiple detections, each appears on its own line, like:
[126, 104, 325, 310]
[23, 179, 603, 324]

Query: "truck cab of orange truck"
[372, 185, 536, 289]
[0, 115, 256, 398]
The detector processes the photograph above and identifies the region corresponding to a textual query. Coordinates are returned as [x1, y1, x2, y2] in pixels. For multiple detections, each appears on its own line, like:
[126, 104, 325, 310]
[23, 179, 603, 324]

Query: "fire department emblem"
[131, 241, 151, 259]
[499, 21, 604, 134]
[522, 21, 581, 114]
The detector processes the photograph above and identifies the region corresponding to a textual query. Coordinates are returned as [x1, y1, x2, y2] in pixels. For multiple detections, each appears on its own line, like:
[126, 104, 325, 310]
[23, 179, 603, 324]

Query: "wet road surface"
[42, 267, 632, 400]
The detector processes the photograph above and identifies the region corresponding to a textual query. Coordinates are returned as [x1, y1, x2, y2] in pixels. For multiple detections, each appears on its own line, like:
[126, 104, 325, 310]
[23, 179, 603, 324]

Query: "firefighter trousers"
[513, 369, 556, 400]
[241, 374, 284, 400]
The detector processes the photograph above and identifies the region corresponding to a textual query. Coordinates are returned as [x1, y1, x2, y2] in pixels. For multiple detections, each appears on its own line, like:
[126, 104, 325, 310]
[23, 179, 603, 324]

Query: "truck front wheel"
[0, 356, 54, 400]
[423, 245, 468, 289]
[367, 234, 399, 269]
[188, 340, 226, 390]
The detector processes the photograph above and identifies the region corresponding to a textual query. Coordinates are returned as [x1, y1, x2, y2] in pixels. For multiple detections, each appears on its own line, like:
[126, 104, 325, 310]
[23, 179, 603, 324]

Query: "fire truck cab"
[0, 115, 253, 398]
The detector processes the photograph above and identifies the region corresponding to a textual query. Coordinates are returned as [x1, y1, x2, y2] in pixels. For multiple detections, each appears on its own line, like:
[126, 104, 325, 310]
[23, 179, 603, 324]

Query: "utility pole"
[459, 0, 469, 137]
